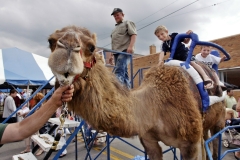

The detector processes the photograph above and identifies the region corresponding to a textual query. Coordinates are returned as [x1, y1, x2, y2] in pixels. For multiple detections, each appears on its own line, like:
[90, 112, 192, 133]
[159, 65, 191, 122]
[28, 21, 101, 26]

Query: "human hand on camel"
[158, 60, 164, 66]
[49, 84, 74, 107]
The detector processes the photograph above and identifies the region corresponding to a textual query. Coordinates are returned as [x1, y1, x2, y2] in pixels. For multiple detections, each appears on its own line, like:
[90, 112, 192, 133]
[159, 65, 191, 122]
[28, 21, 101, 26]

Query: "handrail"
[102, 49, 133, 88]
[168, 33, 231, 68]
[205, 125, 240, 160]
[132, 67, 151, 86]
[2, 76, 55, 124]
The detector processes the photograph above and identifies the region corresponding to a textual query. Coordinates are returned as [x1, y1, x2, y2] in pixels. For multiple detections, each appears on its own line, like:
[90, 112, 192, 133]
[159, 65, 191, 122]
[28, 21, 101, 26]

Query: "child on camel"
[195, 46, 226, 93]
[154, 25, 213, 89]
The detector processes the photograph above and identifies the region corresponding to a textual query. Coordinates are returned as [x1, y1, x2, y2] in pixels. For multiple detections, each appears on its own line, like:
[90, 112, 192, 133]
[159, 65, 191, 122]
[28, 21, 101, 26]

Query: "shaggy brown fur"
[68, 58, 138, 137]
[48, 26, 225, 160]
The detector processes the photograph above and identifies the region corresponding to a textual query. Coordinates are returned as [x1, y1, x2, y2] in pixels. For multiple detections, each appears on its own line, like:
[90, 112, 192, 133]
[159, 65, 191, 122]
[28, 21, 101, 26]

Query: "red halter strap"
[79, 50, 96, 69]
[73, 50, 96, 82]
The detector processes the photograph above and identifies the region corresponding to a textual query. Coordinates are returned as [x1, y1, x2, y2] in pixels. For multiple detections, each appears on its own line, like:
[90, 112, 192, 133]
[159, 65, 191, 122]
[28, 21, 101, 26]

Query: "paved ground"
[0, 133, 238, 160]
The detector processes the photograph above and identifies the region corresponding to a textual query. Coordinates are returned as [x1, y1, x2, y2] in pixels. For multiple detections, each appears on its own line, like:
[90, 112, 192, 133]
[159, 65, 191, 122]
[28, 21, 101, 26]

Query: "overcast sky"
[0, 0, 239, 57]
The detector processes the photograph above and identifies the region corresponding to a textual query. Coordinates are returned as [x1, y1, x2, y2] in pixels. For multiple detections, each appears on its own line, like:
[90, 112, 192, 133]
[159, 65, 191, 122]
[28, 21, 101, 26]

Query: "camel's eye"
[89, 45, 95, 53]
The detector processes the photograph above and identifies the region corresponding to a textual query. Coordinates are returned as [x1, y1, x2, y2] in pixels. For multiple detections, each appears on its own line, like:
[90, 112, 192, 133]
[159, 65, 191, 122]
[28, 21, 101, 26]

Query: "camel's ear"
[92, 33, 97, 44]
[86, 38, 96, 54]
[48, 37, 57, 52]
[89, 33, 97, 53]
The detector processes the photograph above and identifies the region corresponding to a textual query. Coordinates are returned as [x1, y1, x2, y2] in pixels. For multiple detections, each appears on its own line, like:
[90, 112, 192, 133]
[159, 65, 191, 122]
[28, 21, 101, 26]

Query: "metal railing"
[205, 125, 240, 160]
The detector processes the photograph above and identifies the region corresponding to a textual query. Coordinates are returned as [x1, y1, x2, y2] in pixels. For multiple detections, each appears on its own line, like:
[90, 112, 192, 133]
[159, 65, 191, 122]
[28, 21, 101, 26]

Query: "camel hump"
[165, 60, 226, 112]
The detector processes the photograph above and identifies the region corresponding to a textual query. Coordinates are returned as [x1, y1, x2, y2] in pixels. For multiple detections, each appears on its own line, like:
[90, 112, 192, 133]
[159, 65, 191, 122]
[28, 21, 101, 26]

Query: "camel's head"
[48, 26, 97, 86]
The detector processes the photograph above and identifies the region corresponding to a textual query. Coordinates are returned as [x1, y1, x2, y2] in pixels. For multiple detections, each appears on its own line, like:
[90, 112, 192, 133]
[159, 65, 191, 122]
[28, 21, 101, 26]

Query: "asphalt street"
[0, 133, 238, 160]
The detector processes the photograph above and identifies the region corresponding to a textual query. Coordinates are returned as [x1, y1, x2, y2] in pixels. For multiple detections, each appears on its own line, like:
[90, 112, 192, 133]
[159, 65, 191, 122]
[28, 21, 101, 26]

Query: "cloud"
[0, 0, 239, 57]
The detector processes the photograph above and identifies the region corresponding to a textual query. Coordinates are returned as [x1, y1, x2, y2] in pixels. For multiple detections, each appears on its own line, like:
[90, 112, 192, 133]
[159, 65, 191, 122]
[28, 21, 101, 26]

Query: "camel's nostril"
[64, 72, 69, 78]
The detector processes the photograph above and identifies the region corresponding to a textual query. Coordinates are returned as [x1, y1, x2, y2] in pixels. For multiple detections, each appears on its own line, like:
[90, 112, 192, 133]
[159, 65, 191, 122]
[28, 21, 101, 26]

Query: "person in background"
[22, 89, 28, 100]
[14, 92, 23, 122]
[13, 93, 21, 108]
[2, 89, 17, 123]
[0, 91, 4, 106]
[110, 8, 137, 89]
[195, 46, 226, 94]
[225, 88, 237, 109]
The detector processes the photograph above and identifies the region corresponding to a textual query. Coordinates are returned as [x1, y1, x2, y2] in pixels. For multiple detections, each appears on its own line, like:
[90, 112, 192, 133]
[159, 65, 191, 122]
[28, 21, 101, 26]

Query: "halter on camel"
[165, 33, 231, 112]
[73, 48, 96, 82]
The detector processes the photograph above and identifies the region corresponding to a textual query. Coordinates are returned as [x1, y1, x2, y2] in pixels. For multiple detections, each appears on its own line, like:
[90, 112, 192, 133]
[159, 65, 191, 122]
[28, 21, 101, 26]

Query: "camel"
[48, 26, 226, 160]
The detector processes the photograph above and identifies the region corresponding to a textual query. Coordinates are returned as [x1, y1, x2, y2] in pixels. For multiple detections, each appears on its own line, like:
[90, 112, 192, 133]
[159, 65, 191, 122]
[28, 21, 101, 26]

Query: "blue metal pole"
[138, 69, 141, 86]
[75, 130, 78, 160]
[205, 125, 240, 159]
[173, 147, 176, 160]
[94, 137, 115, 160]
[107, 134, 110, 160]
[130, 54, 133, 88]
[217, 134, 222, 160]
[85, 131, 99, 160]
[145, 152, 148, 160]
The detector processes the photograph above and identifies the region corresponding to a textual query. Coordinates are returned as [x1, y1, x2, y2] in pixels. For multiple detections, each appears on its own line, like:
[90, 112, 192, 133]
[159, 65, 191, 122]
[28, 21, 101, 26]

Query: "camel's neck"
[68, 62, 138, 137]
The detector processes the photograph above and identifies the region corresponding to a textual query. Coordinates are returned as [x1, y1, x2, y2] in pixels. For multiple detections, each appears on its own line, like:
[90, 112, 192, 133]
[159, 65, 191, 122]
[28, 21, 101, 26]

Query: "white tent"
[0, 47, 55, 87]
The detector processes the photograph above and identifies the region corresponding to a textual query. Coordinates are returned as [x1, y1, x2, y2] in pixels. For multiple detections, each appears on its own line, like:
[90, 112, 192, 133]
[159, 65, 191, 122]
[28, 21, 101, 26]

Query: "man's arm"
[1, 85, 74, 144]
[127, 34, 137, 53]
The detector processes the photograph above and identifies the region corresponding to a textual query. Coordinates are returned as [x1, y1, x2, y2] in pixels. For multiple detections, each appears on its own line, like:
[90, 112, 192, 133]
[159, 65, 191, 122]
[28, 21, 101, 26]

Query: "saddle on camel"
[165, 33, 230, 112]
[48, 26, 230, 160]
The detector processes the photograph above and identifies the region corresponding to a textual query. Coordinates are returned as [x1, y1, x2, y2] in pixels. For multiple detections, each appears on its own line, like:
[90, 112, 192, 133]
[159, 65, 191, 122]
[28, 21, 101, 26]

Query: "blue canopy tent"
[0, 47, 55, 89]
[0, 88, 22, 93]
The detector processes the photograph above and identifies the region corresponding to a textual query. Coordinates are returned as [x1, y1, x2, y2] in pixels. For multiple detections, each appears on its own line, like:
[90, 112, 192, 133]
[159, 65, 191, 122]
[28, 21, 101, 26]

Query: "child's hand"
[221, 55, 226, 62]
[158, 61, 164, 66]
[186, 30, 193, 35]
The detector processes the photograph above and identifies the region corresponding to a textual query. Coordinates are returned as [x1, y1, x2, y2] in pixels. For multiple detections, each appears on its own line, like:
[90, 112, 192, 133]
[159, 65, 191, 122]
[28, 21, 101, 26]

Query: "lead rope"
[43, 102, 68, 160]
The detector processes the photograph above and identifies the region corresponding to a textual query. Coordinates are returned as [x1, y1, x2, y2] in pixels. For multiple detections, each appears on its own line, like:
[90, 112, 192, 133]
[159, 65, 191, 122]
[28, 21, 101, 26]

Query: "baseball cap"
[111, 8, 123, 15]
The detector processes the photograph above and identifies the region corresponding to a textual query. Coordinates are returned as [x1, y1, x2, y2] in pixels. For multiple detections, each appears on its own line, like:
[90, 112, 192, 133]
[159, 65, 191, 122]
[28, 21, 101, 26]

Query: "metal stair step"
[31, 134, 65, 152]
[12, 152, 37, 160]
